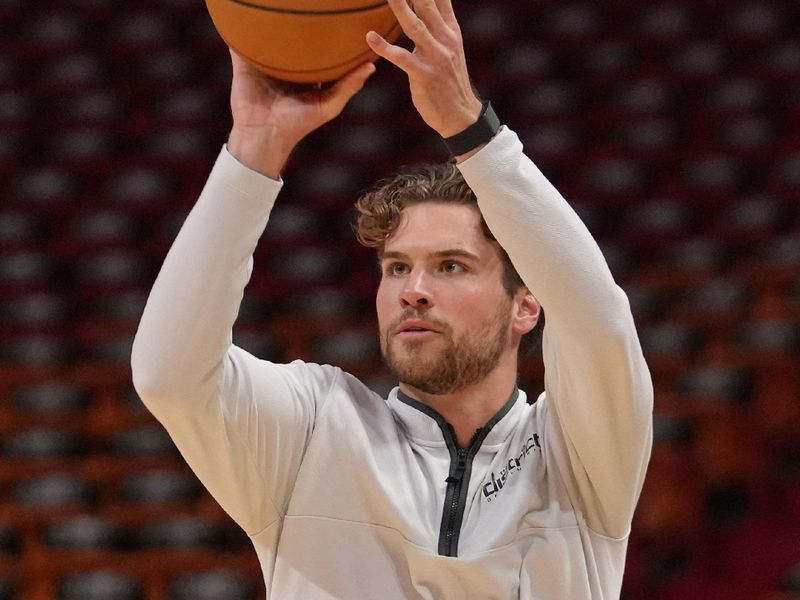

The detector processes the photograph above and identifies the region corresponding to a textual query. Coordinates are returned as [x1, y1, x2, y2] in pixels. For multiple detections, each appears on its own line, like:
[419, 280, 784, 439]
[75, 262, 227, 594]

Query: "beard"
[381, 301, 512, 395]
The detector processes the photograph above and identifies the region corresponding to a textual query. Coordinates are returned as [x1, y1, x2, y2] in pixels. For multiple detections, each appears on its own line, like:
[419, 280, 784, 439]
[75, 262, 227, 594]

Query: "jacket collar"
[387, 387, 526, 450]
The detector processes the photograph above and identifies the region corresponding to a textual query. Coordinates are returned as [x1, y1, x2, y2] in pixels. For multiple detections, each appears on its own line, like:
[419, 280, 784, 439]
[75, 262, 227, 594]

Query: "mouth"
[394, 320, 442, 337]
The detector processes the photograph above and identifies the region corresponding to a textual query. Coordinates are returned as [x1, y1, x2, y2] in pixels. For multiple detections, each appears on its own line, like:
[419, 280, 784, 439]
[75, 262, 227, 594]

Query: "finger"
[366, 31, 415, 72]
[408, 0, 449, 38]
[431, 0, 458, 29]
[385, 0, 435, 46]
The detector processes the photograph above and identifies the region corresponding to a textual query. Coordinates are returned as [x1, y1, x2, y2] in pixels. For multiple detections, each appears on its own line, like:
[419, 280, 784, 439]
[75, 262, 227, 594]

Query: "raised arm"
[368, 0, 652, 538]
[130, 53, 375, 533]
[459, 130, 653, 539]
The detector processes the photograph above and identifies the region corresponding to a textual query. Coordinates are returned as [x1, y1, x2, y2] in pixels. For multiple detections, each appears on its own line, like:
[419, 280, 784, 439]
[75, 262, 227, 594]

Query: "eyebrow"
[380, 249, 480, 262]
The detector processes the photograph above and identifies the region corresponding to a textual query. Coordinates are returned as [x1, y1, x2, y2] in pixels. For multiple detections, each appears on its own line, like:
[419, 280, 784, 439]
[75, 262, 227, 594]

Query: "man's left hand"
[365, 0, 482, 138]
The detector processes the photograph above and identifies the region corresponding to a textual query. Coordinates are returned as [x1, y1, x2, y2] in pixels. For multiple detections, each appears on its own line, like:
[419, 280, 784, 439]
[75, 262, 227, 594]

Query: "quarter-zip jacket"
[132, 126, 653, 599]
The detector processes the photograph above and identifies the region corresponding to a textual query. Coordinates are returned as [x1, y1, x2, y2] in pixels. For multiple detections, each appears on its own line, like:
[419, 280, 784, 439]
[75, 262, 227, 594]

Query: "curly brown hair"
[354, 162, 544, 353]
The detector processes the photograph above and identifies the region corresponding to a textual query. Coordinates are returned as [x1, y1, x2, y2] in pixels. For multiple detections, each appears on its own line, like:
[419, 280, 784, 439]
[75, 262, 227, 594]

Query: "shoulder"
[281, 358, 384, 404]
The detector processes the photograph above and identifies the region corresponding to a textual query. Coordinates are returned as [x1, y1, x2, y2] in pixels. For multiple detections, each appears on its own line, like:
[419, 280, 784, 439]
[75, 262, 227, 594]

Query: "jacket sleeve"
[131, 146, 337, 536]
[457, 127, 654, 539]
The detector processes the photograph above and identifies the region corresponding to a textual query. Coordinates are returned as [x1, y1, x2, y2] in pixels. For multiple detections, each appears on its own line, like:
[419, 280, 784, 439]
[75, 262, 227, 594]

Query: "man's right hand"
[226, 50, 376, 179]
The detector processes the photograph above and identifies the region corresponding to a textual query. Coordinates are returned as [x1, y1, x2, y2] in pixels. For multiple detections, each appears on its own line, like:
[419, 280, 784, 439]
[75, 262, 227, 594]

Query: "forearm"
[131, 147, 282, 404]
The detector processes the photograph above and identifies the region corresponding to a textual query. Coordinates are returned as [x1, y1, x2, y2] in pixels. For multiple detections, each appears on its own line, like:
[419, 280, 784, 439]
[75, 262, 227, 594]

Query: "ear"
[511, 288, 540, 337]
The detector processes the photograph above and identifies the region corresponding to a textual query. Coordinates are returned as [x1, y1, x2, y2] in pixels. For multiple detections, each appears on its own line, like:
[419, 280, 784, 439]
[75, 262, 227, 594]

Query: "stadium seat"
[26, 11, 83, 48]
[270, 245, 347, 286]
[58, 570, 144, 600]
[83, 289, 147, 321]
[82, 334, 135, 365]
[618, 197, 694, 247]
[169, 570, 255, 600]
[136, 516, 223, 550]
[0, 252, 55, 288]
[107, 425, 178, 458]
[289, 288, 361, 319]
[2, 428, 87, 460]
[0, 90, 32, 126]
[14, 474, 96, 509]
[65, 210, 139, 246]
[311, 328, 379, 366]
[11, 382, 91, 414]
[635, 4, 694, 41]
[105, 167, 176, 206]
[759, 41, 800, 79]
[675, 365, 753, 404]
[0, 334, 73, 367]
[72, 249, 148, 286]
[117, 470, 202, 505]
[12, 167, 80, 207]
[711, 78, 771, 114]
[44, 515, 127, 551]
[725, 3, 783, 40]
[578, 40, 636, 79]
[520, 122, 582, 164]
[736, 320, 800, 354]
[59, 89, 128, 123]
[2, 291, 70, 327]
[640, 321, 704, 359]
[614, 117, 682, 157]
[44, 53, 105, 88]
[0, 211, 43, 247]
[545, 3, 601, 41]
[675, 278, 751, 321]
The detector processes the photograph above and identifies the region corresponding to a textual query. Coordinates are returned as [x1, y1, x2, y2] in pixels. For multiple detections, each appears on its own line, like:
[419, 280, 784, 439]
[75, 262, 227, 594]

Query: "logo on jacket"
[482, 433, 541, 502]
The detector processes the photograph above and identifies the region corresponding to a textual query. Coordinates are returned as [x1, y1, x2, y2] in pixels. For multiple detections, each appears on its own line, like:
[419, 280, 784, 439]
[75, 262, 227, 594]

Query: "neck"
[398, 355, 518, 448]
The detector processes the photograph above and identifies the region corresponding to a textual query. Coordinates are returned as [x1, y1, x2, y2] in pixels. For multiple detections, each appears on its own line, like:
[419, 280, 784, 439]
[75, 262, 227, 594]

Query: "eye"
[385, 262, 409, 276]
[442, 261, 466, 274]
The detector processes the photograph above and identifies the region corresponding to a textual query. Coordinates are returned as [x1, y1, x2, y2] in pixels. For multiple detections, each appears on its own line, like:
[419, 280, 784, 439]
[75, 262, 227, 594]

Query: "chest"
[287, 408, 576, 557]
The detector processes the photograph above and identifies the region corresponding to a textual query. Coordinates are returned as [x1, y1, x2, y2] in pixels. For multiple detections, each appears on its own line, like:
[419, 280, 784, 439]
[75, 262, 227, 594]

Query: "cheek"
[375, 282, 394, 327]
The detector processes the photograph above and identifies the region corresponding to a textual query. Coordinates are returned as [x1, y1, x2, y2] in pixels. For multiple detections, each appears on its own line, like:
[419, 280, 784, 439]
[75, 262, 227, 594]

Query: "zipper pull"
[446, 450, 468, 484]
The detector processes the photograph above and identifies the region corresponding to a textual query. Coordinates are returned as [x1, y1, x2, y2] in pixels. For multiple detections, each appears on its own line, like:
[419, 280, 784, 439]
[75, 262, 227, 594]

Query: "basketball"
[205, 0, 402, 83]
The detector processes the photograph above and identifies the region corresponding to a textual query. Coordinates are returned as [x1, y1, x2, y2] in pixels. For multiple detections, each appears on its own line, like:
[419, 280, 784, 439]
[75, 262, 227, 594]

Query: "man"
[131, 0, 653, 597]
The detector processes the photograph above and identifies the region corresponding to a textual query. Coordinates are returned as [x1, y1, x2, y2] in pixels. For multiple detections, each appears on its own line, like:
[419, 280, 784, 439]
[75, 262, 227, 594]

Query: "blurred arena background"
[1, 0, 799, 598]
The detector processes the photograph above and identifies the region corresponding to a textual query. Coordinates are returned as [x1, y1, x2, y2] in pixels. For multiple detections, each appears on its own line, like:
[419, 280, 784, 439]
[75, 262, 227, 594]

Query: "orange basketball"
[205, 0, 402, 83]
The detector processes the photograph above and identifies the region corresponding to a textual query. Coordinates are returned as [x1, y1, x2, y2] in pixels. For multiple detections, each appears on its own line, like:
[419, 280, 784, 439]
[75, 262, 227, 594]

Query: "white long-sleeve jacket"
[131, 126, 653, 599]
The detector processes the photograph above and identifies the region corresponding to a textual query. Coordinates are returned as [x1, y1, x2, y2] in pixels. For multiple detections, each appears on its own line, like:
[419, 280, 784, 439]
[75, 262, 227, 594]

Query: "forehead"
[383, 202, 497, 258]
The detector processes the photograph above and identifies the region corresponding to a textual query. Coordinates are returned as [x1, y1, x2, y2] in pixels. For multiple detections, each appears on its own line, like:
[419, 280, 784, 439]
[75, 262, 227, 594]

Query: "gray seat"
[45, 515, 126, 551]
[169, 571, 255, 600]
[2, 428, 87, 459]
[118, 470, 201, 504]
[58, 571, 143, 600]
[0, 334, 73, 367]
[137, 516, 223, 550]
[108, 425, 177, 457]
[12, 382, 90, 413]
[14, 474, 96, 508]
[676, 366, 753, 403]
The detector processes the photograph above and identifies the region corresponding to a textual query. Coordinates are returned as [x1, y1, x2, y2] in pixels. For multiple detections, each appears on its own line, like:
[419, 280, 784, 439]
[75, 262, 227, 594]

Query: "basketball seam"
[225, 0, 388, 16]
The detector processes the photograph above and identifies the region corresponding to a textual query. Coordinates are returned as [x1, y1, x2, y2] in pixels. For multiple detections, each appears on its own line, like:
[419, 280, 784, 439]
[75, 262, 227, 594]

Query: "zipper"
[440, 447, 468, 556]
[393, 388, 520, 558]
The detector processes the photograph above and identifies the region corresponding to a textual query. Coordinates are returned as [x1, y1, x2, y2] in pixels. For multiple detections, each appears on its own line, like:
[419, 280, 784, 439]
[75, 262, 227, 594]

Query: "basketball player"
[132, 0, 653, 597]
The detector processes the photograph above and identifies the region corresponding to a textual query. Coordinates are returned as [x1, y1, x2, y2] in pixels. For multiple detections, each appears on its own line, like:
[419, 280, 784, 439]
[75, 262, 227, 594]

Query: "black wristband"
[441, 101, 501, 156]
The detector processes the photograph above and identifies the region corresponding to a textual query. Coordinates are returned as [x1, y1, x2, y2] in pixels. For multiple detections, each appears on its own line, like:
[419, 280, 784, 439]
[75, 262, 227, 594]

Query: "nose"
[399, 269, 433, 308]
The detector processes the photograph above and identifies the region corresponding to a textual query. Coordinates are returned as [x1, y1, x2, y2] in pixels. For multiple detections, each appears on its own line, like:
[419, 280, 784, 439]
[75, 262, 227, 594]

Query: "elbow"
[130, 330, 183, 413]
